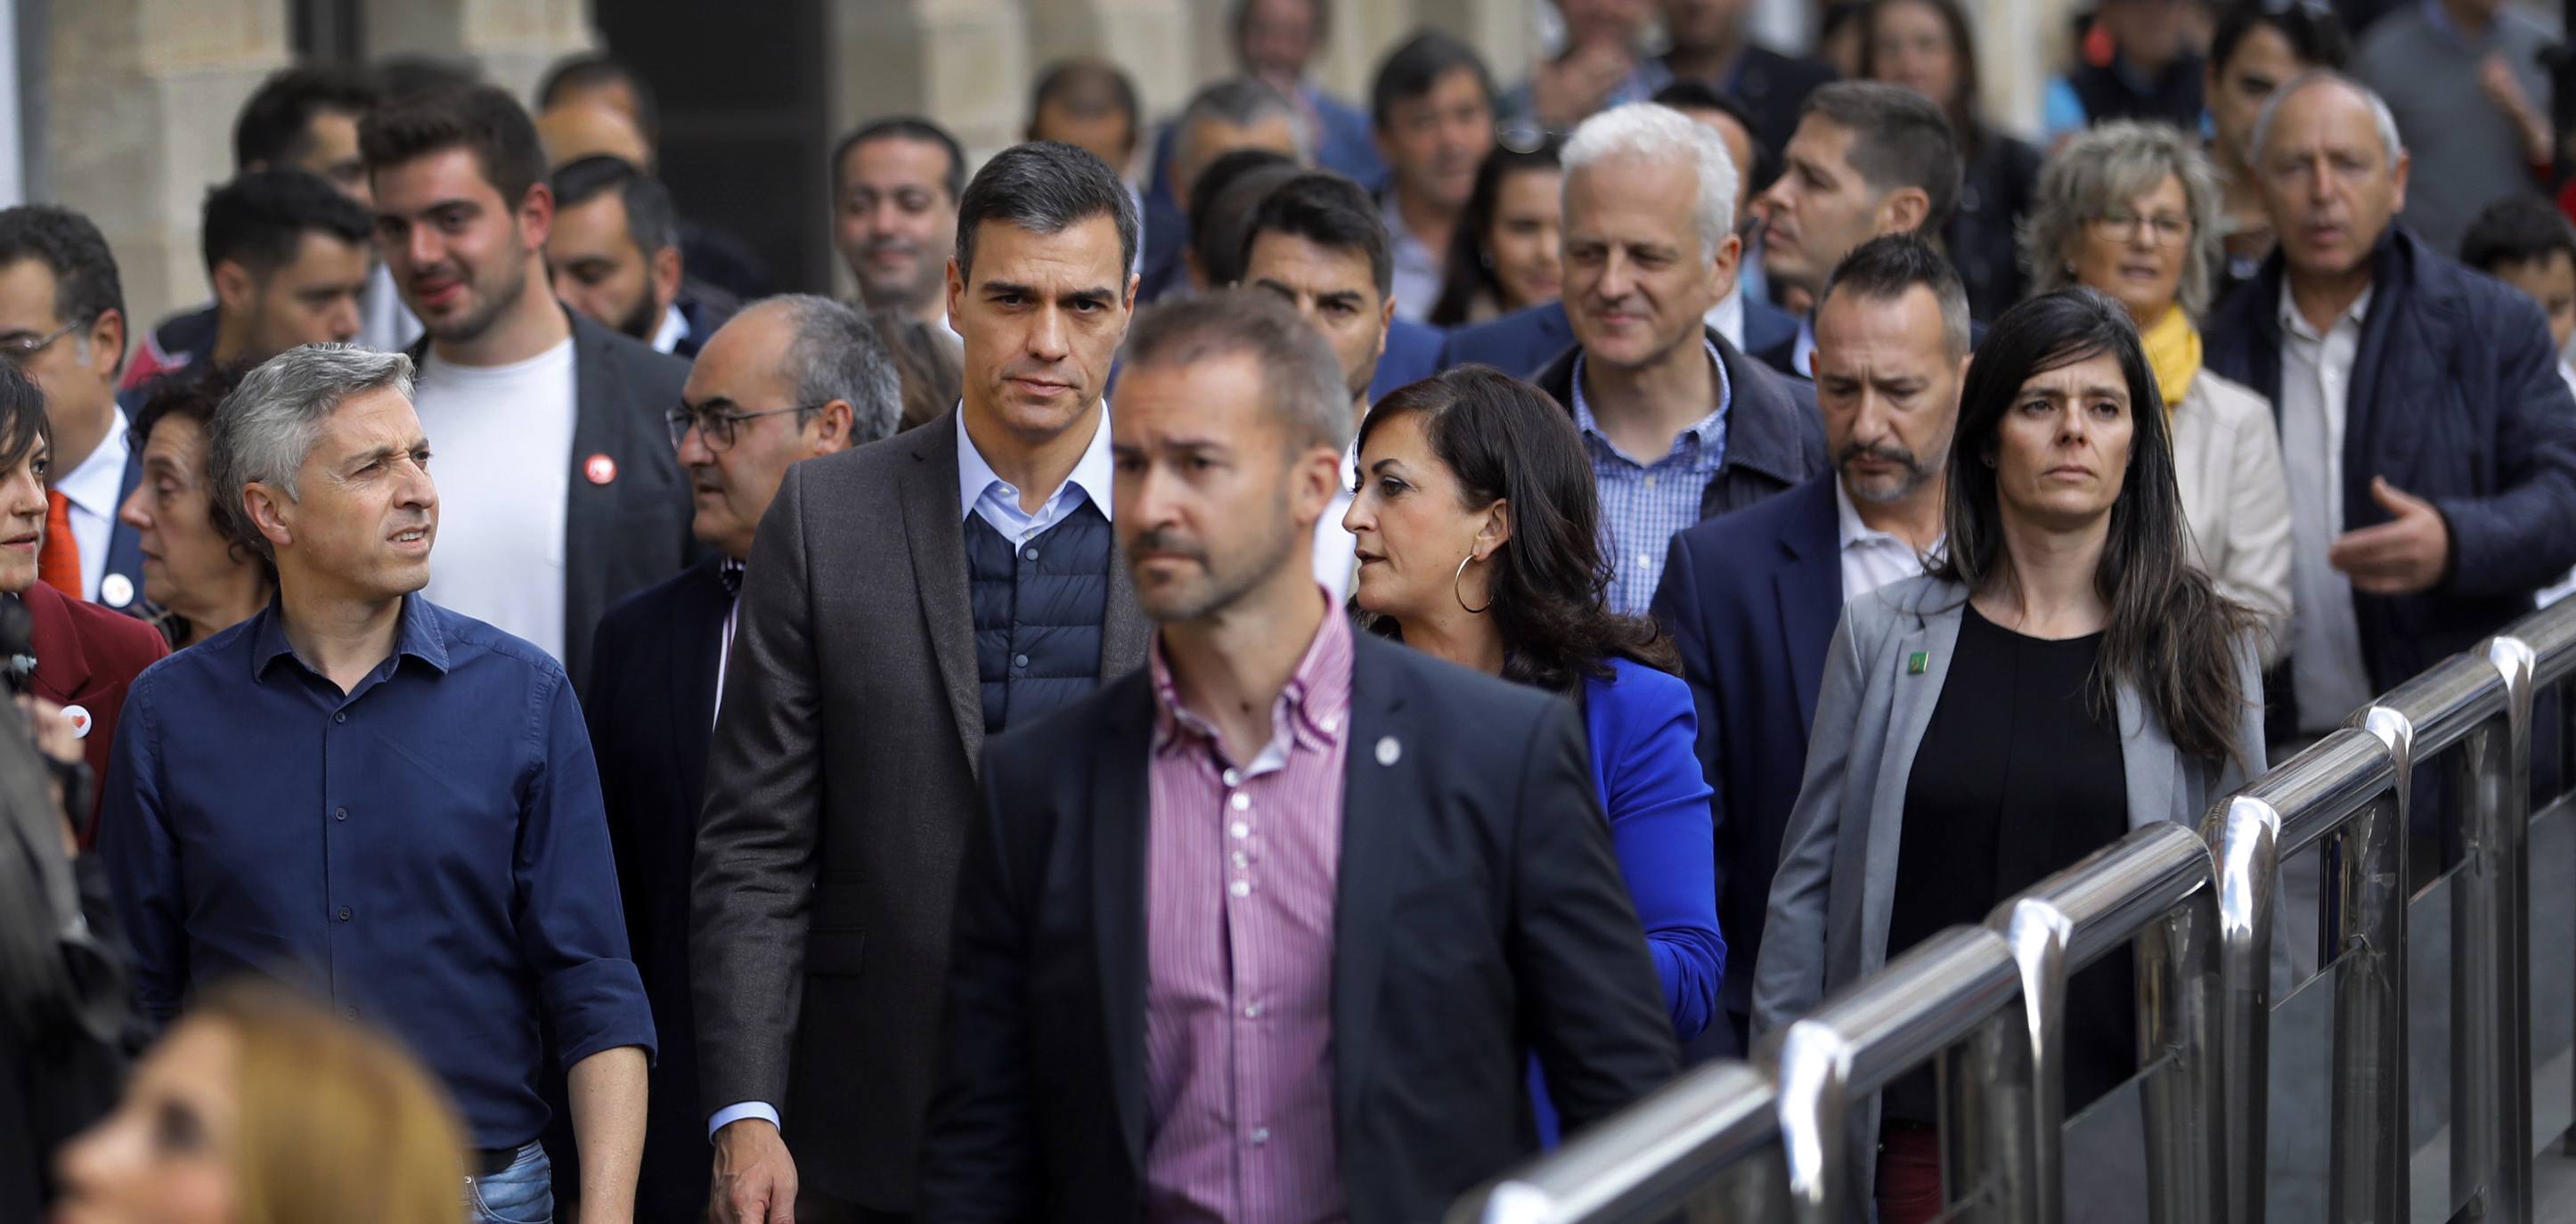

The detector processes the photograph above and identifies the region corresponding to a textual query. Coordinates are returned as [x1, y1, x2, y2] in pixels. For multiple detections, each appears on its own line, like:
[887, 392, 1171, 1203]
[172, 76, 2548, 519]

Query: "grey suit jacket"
[1750, 575, 2264, 1188]
[689, 411, 1151, 1210]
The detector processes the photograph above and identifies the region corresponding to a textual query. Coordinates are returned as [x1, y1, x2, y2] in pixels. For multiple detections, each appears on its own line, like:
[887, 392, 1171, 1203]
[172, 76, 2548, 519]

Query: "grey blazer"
[1750, 575, 2264, 1170]
[689, 412, 1150, 1211]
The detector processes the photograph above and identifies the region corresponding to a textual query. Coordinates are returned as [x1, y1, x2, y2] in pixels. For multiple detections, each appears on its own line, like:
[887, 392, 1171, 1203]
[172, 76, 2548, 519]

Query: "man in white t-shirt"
[364, 84, 697, 688]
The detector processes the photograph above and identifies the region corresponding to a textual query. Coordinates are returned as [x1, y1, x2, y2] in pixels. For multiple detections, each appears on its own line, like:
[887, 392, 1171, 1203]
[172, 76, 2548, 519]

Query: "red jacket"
[23, 580, 167, 842]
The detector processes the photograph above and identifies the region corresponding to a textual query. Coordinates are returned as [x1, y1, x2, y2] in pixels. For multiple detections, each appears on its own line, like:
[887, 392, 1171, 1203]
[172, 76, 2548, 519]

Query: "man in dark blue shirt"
[95, 343, 654, 1224]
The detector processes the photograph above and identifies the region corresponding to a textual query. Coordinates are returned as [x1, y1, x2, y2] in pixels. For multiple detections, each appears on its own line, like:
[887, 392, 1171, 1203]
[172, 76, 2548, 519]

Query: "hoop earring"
[1454, 553, 1492, 616]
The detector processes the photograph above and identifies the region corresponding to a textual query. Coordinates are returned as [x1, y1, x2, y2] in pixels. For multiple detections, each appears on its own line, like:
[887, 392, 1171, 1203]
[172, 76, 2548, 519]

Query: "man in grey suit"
[691, 140, 1152, 1224]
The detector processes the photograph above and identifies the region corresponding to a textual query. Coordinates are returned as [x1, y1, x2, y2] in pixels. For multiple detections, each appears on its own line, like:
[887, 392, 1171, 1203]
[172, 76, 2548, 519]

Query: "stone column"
[357, 0, 597, 104]
[43, 0, 291, 331]
[1978, 0, 2060, 138]
[1025, 0, 1196, 123]
[828, 0, 1029, 170]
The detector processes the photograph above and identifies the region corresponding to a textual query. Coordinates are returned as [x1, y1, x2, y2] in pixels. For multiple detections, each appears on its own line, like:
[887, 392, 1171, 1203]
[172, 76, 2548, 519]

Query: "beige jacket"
[2172, 369, 2294, 667]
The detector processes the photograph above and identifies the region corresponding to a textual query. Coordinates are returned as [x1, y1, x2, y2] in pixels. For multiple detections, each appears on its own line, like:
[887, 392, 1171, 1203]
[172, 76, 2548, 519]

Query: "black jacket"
[2204, 226, 2576, 735]
[408, 310, 701, 689]
[1533, 326, 1829, 522]
[920, 632, 1679, 1224]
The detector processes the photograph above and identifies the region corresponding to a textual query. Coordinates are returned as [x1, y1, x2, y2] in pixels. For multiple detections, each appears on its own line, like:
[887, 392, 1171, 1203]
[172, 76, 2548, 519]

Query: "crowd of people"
[13, 0, 2576, 1222]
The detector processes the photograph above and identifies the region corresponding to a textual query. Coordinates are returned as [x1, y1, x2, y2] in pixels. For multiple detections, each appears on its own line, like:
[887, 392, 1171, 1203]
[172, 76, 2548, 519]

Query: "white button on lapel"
[101, 574, 134, 608]
[62, 705, 91, 739]
[1374, 736, 1401, 766]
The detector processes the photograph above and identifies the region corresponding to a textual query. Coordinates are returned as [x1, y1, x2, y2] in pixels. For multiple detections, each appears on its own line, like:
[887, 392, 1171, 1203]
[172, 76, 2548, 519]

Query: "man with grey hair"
[2206, 70, 2576, 773]
[921, 290, 1675, 1221]
[1137, 78, 1310, 303]
[97, 343, 655, 1224]
[584, 294, 898, 1223]
[693, 140, 1151, 1224]
[1533, 101, 1825, 616]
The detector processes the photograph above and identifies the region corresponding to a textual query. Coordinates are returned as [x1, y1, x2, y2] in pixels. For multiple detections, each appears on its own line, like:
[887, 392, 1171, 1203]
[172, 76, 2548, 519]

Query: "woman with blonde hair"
[53, 979, 466, 1224]
[2023, 118, 2293, 664]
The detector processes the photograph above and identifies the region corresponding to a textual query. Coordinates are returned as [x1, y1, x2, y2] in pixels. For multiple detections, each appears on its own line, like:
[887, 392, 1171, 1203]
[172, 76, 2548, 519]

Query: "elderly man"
[96, 344, 654, 1224]
[587, 296, 898, 1223]
[1137, 78, 1309, 303]
[1529, 102, 1825, 616]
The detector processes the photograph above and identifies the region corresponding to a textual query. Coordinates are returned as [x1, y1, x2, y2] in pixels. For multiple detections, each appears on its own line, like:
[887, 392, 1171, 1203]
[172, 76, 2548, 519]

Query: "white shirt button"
[1228, 793, 1251, 812]
[1231, 851, 1248, 868]
[1229, 879, 1251, 898]
[1643, 475, 1658, 490]
[1318, 714, 1338, 733]
[1243, 1003, 1260, 1018]
[1251, 1128, 1270, 1145]
[1229, 821, 1249, 839]
[1222, 768, 1241, 787]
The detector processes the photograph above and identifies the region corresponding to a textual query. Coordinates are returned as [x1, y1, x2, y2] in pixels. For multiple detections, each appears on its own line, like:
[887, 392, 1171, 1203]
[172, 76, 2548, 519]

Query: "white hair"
[2250, 70, 2404, 167]
[1561, 102, 1740, 257]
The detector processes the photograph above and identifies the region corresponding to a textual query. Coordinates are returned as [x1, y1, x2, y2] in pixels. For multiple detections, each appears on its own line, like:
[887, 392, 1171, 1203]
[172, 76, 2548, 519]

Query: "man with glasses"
[362, 84, 697, 688]
[584, 295, 898, 1224]
[0, 206, 148, 612]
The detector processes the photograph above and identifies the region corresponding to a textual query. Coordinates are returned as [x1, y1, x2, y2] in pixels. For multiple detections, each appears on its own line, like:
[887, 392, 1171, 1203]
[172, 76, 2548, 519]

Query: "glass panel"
[2531, 798, 2575, 1155]
[2063, 1066, 2150, 1224]
[2267, 955, 2337, 1223]
[2407, 861, 2465, 1220]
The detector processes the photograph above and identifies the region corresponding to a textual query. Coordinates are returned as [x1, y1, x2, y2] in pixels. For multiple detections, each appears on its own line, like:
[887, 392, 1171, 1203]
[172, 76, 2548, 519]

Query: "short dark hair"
[831, 117, 966, 203]
[1818, 233, 1972, 358]
[359, 85, 549, 207]
[233, 65, 380, 173]
[2210, 0, 2352, 74]
[1122, 289, 1351, 453]
[200, 170, 375, 277]
[953, 140, 1140, 284]
[2460, 195, 2576, 275]
[0, 206, 126, 339]
[1429, 137, 1562, 325]
[537, 53, 661, 145]
[550, 154, 679, 256]
[1800, 81, 1962, 235]
[1371, 30, 1494, 130]
[1649, 78, 1774, 189]
[1242, 171, 1392, 298]
[1028, 59, 1140, 147]
[1190, 150, 1301, 285]
[372, 55, 481, 102]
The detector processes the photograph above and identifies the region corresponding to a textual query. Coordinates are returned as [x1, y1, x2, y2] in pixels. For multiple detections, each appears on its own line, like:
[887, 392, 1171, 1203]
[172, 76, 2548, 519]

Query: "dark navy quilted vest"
[964, 504, 1112, 735]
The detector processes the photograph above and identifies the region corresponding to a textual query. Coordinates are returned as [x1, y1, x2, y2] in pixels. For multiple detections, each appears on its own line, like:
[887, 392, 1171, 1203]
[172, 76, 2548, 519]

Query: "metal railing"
[1451, 597, 2576, 1224]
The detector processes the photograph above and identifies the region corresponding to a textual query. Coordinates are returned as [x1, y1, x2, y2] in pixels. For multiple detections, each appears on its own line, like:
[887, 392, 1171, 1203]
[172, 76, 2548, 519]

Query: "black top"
[1883, 603, 2135, 1124]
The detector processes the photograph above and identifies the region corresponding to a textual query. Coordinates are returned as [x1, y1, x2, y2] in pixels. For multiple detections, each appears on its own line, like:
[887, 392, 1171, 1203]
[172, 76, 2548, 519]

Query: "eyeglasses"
[0, 322, 80, 367]
[665, 404, 823, 453]
[2090, 210, 2193, 247]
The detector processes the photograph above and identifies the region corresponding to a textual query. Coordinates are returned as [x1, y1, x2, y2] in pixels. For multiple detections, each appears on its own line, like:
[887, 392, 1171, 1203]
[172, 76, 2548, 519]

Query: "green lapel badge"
[1906, 651, 1929, 676]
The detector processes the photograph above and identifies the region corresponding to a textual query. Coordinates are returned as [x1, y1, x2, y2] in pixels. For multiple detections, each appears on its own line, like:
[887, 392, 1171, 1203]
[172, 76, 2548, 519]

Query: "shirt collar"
[953, 403, 1116, 522]
[1706, 287, 1746, 351]
[55, 405, 129, 519]
[2278, 279, 2375, 343]
[1149, 598, 1355, 758]
[650, 304, 689, 355]
[1570, 336, 1733, 458]
[250, 591, 451, 683]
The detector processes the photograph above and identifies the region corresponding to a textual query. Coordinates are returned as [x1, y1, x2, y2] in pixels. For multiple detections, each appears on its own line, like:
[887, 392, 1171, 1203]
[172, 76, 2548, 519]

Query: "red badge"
[584, 453, 618, 486]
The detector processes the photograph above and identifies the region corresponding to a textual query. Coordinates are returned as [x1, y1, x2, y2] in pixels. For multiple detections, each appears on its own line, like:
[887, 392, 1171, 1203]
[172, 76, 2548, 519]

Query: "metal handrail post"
[2136, 856, 2227, 1224]
[2202, 792, 2283, 1224]
[2452, 637, 2537, 1221]
[2316, 706, 2412, 1224]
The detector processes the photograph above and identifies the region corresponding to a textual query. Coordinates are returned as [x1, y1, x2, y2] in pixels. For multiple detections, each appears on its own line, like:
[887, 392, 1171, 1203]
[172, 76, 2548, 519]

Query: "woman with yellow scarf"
[2022, 119, 2294, 665]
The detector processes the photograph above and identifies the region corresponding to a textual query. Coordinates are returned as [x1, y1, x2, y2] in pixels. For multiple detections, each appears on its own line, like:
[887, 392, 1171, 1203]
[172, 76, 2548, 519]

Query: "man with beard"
[362, 85, 697, 689]
[832, 117, 966, 345]
[1371, 32, 1496, 322]
[1650, 234, 1964, 1058]
[546, 154, 738, 358]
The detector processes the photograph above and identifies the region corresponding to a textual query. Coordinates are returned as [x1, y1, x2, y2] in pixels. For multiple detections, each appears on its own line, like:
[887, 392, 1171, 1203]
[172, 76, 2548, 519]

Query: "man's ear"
[808, 399, 855, 455]
[243, 482, 293, 554]
[518, 183, 557, 250]
[84, 308, 125, 382]
[648, 244, 683, 311]
[1879, 187, 1931, 237]
[211, 260, 258, 317]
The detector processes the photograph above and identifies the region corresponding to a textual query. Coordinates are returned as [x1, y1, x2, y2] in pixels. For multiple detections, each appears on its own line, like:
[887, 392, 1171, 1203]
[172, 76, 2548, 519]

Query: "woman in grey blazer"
[1752, 290, 2267, 1222]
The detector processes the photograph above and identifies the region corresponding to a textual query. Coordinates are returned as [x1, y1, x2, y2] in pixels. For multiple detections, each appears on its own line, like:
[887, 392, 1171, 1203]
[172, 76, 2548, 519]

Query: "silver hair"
[1120, 289, 1352, 453]
[2022, 120, 2227, 317]
[1561, 102, 1740, 257]
[1175, 78, 1313, 175]
[752, 293, 901, 447]
[207, 343, 415, 560]
[2250, 69, 2404, 168]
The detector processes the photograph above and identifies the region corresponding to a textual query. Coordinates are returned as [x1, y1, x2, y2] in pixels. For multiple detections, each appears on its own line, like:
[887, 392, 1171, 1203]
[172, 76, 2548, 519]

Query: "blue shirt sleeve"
[95, 671, 184, 1029]
[1587, 663, 1725, 1043]
[2042, 78, 2088, 145]
[515, 665, 656, 1069]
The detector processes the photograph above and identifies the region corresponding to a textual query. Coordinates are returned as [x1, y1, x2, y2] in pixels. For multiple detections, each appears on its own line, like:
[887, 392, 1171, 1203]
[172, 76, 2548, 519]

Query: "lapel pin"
[101, 573, 134, 608]
[1374, 736, 1401, 766]
[1906, 651, 1929, 676]
[583, 453, 618, 486]
[62, 704, 91, 739]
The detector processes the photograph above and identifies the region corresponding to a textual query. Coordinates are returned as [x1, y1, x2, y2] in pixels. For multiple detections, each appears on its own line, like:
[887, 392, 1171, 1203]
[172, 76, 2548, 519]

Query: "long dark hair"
[1357, 366, 1675, 692]
[1935, 289, 2250, 765]
[1858, 0, 1988, 160]
[1427, 138, 1561, 327]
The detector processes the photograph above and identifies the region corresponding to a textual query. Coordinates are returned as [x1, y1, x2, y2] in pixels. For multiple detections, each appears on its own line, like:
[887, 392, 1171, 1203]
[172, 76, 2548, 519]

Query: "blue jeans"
[465, 1141, 552, 1224]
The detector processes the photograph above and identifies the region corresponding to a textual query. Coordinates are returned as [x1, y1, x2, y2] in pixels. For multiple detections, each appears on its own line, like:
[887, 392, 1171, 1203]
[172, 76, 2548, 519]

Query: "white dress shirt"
[1381, 193, 1443, 324]
[1835, 477, 1936, 600]
[650, 303, 689, 355]
[54, 406, 129, 601]
[1313, 444, 1359, 603]
[1705, 286, 1747, 352]
[2277, 281, 2376, 733]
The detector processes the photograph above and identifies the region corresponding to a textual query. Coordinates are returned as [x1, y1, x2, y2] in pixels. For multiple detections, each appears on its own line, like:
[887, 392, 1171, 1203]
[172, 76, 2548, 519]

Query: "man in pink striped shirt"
[923, 290, 1676, 1224]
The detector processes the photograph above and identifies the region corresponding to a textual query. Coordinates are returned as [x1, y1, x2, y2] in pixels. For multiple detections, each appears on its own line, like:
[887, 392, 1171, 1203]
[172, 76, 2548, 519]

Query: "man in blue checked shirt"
[95, 344, 653, 1224]
[1528, 102, 1826, 616]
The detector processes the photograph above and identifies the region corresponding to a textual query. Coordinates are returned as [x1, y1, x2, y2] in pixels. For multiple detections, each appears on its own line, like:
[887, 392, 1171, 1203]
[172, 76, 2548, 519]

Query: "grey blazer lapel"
[2115, 683, 2184, 830]
[1855, 595, 1964, 974]
[898, 413, 985, 766]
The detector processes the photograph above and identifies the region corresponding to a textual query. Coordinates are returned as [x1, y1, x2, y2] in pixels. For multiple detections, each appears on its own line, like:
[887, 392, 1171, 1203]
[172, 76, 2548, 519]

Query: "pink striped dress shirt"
[1143, 608, 1354, 1224]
